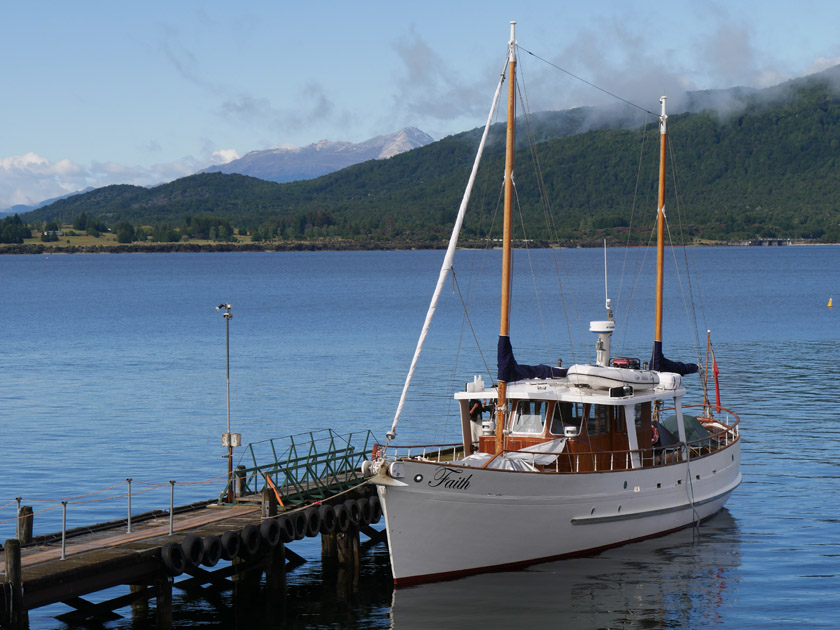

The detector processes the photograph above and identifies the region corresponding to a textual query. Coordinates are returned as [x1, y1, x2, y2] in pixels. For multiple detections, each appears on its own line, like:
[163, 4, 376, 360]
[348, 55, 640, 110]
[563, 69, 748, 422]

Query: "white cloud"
[210, 149, 240, 165]
[0, 150, 229, 211]
[805, 56, 840, 75]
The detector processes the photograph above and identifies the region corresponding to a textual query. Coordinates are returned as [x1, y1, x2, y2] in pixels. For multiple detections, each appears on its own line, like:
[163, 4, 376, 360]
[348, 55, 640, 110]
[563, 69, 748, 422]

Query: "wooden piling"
[129, 583, 149, 626]
[155, 574, 172, 630]
[321, 532, 338, 561]
[265, 542, 286, 595]
[261, 487, 277, 517]
[4, 539, 28, 629]
[336, 525, 360, 568]
[235, 466, 247, 498]
[18, 508, 33, 546]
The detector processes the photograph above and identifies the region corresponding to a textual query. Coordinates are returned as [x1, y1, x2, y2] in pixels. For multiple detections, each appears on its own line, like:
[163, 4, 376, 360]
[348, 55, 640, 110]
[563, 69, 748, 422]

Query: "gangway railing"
[217, 429, 377, 506]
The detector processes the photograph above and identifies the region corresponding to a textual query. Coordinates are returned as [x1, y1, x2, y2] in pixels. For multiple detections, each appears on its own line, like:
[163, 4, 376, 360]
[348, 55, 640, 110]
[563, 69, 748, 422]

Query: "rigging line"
[518, 45, 658, 116]
[438, 247, 489, 443]
[387, 53, 508, 441]
[617, 130, 660, 354]
[619, 221, 658, 355]
[514, 76, 554, 362]
[663, 137, 703, 364]
[616, 115, 655, 353]
[663, 212, 700, 360]
[452, 271, 495, 382]
[517, 60, 560, 245]
[434, 65, 511, 445]
[514, 65, 583, 364]
[512, 180, 553, 363]
[667, 133, 707, 363]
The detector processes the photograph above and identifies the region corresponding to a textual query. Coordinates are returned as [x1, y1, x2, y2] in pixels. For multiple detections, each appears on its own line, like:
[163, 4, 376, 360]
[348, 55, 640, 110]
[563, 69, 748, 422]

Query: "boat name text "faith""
[429, 467, 473, 490]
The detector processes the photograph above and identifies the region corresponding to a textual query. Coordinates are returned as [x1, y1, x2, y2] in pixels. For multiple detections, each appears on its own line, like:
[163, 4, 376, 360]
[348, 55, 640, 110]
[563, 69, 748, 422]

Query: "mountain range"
[1, 128, 433, 216]
[17, 64, 840, 246]
[201, 127, 434, 183]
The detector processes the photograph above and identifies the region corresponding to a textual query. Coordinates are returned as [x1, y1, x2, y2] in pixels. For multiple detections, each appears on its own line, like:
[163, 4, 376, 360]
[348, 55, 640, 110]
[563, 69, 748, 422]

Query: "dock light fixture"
[217, 302, 240, 504]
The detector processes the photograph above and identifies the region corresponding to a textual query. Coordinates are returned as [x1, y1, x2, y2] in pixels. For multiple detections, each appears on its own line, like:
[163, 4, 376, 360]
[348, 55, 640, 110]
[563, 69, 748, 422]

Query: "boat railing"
[671, 404, 741, 459]
[374, 442, 466, 463]
[376, 409, 739, 473]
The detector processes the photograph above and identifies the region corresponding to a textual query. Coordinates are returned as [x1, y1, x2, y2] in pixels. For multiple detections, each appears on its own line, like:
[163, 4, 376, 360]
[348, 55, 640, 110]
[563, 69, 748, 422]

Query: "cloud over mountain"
[201, 127, 434, 183]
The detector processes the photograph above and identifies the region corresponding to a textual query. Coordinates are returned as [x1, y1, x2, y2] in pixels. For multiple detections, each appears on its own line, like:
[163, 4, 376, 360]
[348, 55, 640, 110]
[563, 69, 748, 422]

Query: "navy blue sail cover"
[497, 335, 567, 382]
[650, 340, 699, 375]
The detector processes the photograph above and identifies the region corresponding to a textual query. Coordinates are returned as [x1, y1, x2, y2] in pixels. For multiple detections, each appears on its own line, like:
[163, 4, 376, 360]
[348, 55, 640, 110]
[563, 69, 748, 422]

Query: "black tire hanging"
[277, 514, 295, 543]
[319, 504, 337, 535]
[346, 499, 362, 526]
[181, 534, 204, 568]
[220, 530, 241, 560]
[368, 495, 382, 524]
[333, 503, 350, 533]
[240, 523, 261, 558]
[305, 507, 321, 537]
[293, 510, 308, 540]
[161, 542, 185, 576]
[260, 518, 281, 547]
[357, 497, 372, 526]
[202, 534, 222, 567]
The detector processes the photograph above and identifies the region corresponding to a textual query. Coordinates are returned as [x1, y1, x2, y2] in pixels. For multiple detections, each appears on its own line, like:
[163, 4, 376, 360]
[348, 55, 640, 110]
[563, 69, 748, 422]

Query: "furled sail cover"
[497, 335, 567, 382]
[650, 341, 699, 376]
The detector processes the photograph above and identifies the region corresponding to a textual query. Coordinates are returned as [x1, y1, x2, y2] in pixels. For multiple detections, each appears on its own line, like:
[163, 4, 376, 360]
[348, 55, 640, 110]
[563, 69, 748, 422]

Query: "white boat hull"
[375, 442, 740, 584]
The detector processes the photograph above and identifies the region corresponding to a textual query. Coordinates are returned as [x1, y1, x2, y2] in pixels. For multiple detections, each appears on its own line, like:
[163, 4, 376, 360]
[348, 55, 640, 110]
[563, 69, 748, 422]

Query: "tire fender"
[319, 504, 337, 535]
[333, 503, 350, 533]
[220, 530, 241, 560]
[240, 523, 261, 558]
[277, 514, 295, 543]
[293, 510, 308, 540]
[368, 495, 382, 524]
[202, 535, 222, 567]
[347, 499, 361, 526]
[181, 534, 204, 568]
[260, 517, 281, 547]
[161, 542, 185, 576]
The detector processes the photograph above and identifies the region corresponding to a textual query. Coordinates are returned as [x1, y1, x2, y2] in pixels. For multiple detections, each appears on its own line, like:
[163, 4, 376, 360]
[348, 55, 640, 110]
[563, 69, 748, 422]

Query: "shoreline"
[0, 238, 833, 255]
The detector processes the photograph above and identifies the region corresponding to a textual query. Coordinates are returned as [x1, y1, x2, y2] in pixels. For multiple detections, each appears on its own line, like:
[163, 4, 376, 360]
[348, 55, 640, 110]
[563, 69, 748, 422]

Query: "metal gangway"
[218, 429, 377, 506]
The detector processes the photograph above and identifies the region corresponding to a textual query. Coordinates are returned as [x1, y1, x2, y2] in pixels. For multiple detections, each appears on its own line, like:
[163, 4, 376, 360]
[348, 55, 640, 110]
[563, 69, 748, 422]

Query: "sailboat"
[365, 23, 741, 585]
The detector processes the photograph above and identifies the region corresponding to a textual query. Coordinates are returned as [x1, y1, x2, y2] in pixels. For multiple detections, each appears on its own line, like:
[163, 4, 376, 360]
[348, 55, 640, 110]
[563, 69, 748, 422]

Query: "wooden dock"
[1, 486, 383, 628]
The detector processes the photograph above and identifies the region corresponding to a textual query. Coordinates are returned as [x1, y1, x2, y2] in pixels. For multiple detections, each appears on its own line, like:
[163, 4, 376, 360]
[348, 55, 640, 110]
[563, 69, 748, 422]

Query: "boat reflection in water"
[390, 510, 740, 629]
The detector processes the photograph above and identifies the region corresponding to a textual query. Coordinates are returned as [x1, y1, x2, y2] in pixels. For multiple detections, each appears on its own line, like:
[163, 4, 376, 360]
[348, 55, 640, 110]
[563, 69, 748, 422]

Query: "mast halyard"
[496, 21, 517, 454]
[654, 96, 667, 347]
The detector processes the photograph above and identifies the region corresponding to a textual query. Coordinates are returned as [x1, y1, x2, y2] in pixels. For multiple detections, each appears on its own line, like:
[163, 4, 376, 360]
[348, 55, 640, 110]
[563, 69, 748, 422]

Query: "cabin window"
[634, 403, 651, 428]
[596, 405, 610, 434]
[615, 407, 627, 433]
[510, 400, 547, 434]
[585, 404, 613, 435]
[549, 402, 585, 436]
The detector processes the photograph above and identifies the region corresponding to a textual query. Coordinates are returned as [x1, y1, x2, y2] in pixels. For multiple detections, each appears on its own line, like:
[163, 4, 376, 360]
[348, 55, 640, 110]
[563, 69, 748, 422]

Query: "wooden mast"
[654, 96, 667, 347]
[496, 21, 516, 453]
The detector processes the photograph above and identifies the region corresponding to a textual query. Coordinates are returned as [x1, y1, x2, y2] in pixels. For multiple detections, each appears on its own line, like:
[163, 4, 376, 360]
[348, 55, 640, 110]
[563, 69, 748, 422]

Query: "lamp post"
[216, 303, 239, 503]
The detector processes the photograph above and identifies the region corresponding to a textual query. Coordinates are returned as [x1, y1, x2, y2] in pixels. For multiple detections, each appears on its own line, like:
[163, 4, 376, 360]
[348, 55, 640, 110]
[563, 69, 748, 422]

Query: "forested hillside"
[19, 69, 840, 247]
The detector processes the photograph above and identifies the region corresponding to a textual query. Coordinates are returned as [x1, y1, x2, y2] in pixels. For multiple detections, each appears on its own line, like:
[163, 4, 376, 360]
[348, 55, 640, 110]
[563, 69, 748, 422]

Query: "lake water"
[1, 246, 838, 628]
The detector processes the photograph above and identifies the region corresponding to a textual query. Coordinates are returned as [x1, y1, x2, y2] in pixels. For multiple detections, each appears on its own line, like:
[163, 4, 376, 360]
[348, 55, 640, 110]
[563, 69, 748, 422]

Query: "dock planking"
[1, 488, 383, 628]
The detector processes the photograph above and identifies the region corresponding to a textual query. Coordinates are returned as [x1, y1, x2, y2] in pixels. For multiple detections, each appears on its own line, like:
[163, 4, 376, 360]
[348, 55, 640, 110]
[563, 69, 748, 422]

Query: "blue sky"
[1, 0, 839, 210]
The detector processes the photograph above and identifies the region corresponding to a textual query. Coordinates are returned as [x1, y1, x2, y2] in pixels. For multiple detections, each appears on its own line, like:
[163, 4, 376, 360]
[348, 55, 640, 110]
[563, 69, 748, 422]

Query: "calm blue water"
[1, 246, 839, 628]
